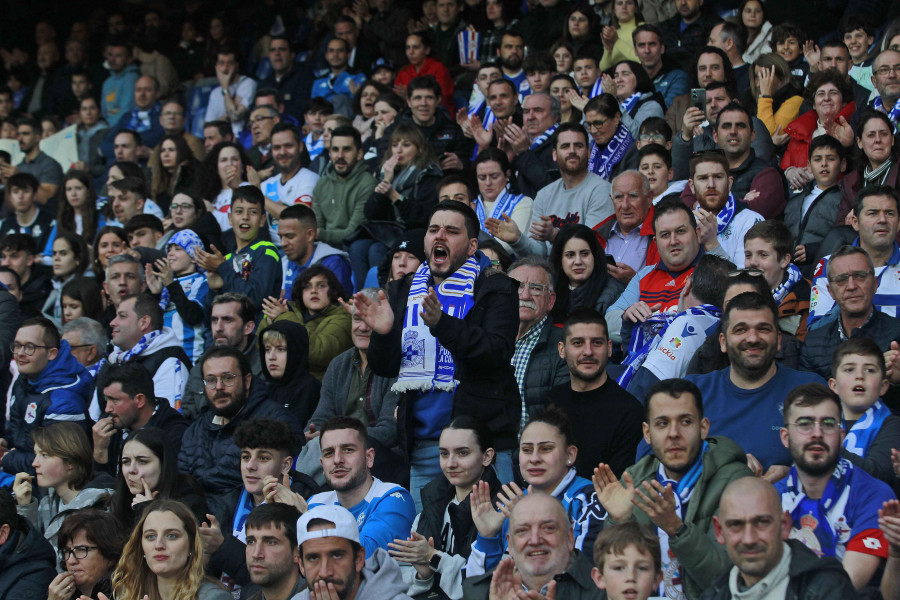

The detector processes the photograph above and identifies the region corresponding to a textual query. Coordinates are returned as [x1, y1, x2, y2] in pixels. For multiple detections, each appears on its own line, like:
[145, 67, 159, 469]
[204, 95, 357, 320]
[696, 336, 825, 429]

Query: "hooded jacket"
[283, 242, 353, 302]
[0, 517, 57, 600]
[100, 63, 140, 122]
[291, 548, 413, 600]
[258, 320, 322, 427]
[364, 162, 444, 230]
[608, 436, 754, 600]
[260, 302, 353, 382]
[2, 340, 91, 474]
[312, 160, 377, 247]
[17, 485, 112, 557]
[178, 377, 305, 495]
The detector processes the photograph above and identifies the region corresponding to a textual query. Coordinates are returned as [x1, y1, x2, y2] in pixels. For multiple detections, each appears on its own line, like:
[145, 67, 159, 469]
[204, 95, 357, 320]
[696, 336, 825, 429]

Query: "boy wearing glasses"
[776, 382, 893, 590]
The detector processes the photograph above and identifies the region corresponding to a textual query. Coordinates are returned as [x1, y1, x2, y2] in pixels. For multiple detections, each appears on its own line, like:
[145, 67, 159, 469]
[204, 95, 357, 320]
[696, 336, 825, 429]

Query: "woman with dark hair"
[562, 5, 604, 59]
[390, 416, 501, 600]
[836, 110, 900, 224]
[366, 91, 409, 164]
[150, 134, 197, 213]
[609, 60, 665, 138]
[163, 191, 223, 250]
[394, 31, 455, 114]
[352, 80, 391, 145]
[43, 232, 91, 327]
[740, 0, 773, 63]
[749, 53, 804, 137]
[473, 148, 532, 254]
[477, 238, 513, 272]
[60, 277, 105, 323]
[109, 427, 207, 529]
[550, 41, 575, 75]
[550, 224, 625, 323]
[781, 70, 856, 170]
[48, 510, 124, 600]
[193, 141, 250, 232]
[477, 0, 520, 59]
[111, 499, 230, 600]
[91, 225, 128, 279]
[12, 423, 113, 557]
[550, 73, 582, 124]
[260, 265, 353, 380]
[583, 94, 638, 185]
[257, 321, 322, 426]
[47, 170, 105, 263]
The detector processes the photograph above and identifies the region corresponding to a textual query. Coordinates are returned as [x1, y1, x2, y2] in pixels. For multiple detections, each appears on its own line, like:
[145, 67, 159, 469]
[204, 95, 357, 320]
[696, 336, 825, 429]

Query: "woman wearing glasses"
[583, 94, 638, 188]
[48, 510, 124, 600]
[12, 423, 113, 558]
[161, 192, 223, 253]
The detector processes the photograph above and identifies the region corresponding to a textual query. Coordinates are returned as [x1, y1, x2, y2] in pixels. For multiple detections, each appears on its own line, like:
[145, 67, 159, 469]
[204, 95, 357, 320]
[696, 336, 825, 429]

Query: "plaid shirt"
[513, 315, 547, 432]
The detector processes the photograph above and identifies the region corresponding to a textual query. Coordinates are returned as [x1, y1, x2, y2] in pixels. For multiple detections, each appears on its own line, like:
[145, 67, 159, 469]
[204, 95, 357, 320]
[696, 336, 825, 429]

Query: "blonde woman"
[105, 499, 230, 600]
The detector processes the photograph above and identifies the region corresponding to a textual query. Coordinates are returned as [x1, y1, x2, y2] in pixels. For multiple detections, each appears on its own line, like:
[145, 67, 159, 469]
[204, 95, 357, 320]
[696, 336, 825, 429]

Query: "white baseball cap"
[296, 505, 361, 548]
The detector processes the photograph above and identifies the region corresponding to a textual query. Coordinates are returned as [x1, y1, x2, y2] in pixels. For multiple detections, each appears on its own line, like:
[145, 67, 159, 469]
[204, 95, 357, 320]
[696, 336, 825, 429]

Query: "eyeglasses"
[59, 545, 99, 561]
[11, 342, 52, 356]
[249, 116, 276, 125]
[786, 417, 840, 434]
[638, 134, 666, 144]
[170, 203, 194, 213]
[827, 270, 873, 286]
[68, 344, 93, 350]
[728, 268, 765, 277]
[585, 119, 609, 131]
[203, 372, 239, 389]
[874, 65, 900, 77]
[161, 111, 184, 117]
[516, 281, 549, 295]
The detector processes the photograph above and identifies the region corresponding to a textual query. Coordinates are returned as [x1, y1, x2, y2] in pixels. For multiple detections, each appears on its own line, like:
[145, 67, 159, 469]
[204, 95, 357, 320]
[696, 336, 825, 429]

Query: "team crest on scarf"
[401, 331, 426, 369]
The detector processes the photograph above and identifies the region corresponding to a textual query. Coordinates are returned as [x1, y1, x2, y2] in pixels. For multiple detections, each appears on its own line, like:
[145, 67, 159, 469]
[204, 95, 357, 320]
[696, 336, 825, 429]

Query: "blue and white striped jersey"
[162, 272, 209, 362]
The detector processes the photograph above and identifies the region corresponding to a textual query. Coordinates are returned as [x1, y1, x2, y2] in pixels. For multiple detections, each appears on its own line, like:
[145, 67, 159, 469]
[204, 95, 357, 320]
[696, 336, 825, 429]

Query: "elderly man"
[246, 105, 280, 174]
[867, 49, 900, 131]
[100, 75, 163, 163]
[702, 477, 857, 599]
[502, 92, 561, 197]
[259, 35, 313, 119]
[508, 257, 569, 431]
[595, 172, 660, 285]
[152, 101, 204, 161]
[463, 493, 603, 600]
[61, 317, 107, 378]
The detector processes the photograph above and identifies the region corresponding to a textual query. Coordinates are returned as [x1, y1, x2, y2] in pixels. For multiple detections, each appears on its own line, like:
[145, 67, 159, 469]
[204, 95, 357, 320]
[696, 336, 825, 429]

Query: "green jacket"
[608, 436, 753, 600]
[312, 160, 376, 246]
[259, 302, 352, 380]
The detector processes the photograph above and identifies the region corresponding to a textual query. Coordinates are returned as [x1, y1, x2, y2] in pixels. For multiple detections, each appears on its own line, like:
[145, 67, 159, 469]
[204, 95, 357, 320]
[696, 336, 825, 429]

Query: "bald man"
[594, 172, 660, 285]
[701, 477, 856, 599]
[462, 493, 604, 600]
[100, 75, 164, 162]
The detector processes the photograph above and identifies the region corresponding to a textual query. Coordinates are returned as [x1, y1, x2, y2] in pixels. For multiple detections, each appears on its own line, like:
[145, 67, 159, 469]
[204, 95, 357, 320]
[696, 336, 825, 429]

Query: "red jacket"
[394, 57, 455, 115]
[594, 206, 661, 267]
[780, 102, 856, 170]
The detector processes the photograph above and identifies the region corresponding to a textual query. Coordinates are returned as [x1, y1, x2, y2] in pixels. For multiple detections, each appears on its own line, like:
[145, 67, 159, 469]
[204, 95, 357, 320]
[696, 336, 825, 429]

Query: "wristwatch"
[429, 551, 442, 571]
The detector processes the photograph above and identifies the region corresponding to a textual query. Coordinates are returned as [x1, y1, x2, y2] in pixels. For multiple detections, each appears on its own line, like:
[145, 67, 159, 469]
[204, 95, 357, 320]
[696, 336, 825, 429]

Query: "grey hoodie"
[18, 486, 111, 560]
[291, 548, 413, 600]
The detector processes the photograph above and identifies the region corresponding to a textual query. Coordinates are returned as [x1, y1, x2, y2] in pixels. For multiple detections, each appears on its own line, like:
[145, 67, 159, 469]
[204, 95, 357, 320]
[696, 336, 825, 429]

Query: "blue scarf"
[232, 487, 254, 543]
[159, 230, 205, 308]
[530, 122, 558, 150]
[617, 304, 721, 389]
[715, 193, 737, 235]
[656, 440, 709, 517]
[589, 79, 604, 98]
[620, 92, 642, 116]
[474, 186, 525, 233]
[471, 106, 497, 160]
[874, 95, 900, 131]
[126, 104, 159, 133]
[781, 458, 853, 557]
[773, 263, 802, 305]
[843, 400, 891, 457]
[588, 124, 633, 180]
[391, 256, 481, 393]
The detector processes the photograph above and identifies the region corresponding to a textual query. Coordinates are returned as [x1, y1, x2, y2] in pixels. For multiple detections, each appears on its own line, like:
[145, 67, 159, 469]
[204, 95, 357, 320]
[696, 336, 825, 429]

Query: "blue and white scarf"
[874, 95, 900, 131]
[620, 92, 642, 116]
[773, 263, 802, 305]
[782, 458, 853, 557]
[843, 400, 891, 457]
[617, 304, 720, 389]
[474, 186, 525, 233]
[304, 132, 325, 160]
[232, 487, 255, 543]
[589, 79, 604, 98]
[391, 256, 482, 393]
[108, 330, 163, 364]
[715, 193, 737, 235]
[471, 106, 497, 159]
[530, 122, 558, 150]
[588, 123, 633, 180]
[126, 105, 157, 133]
[159, 230, 206, 308]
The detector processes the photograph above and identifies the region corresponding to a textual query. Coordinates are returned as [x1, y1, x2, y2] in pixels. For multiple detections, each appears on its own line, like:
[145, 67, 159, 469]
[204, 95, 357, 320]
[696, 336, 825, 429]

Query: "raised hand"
[92, 417, 115, 459]
[154, 258, 174, 286]
[489, 556, 523, 600]
[592, 464, 634, 522]
[565, 88, 588, 112]
[132, 477, 159, 507]
[633, 480, 683, 535]
[48, 572, 77, 600]
[195, 245, 227, 273]
[263, 473, 309, 513]
[351, 289, 395, 335]
[528, 215, 557, 242]
[607, 261, 637, 284]
[694, 207, 719, 250]
[261, 296, 289, 321]
[420, 288, 443, 328]
[879, 499, 900, 549]
[199, 513, 225, 555]
[828, 116, 854, 147]
[622, 301, 661, 324]
[470, 480, 508, 538]
[681, 106, 705, 141]
[144, 263, 163, 294]
[495, 482, 527, 520]
[13, 472, 32, 505]
[388, 531, 434, 564]
[485, 213, 521, 243]
[757, 66, 777, 97]
[803, 40, 821, 72]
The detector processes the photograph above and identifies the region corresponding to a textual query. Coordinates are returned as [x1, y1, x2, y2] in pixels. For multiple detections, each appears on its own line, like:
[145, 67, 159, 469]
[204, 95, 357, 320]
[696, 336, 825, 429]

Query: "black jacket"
[699, 539, 858, 600]
[660, 13, 721, 71]
[20, 264, 52, 319]
[0, 287, 21, 432]
[257, 320, 322, 429]
[260, 64, 314, 121]
[95, 398, 189, 476]
[463, 551, 604, 600]
[398, 109, 474, 165]
[800, 311, 900, 379]
[0, 517, 57, 600]
[369, 267, 521, 451]
[512, 133, 560, 198]
[521, 319, 570, 421]
[364, 162, 444, 231]
[178, 378, 305, 494]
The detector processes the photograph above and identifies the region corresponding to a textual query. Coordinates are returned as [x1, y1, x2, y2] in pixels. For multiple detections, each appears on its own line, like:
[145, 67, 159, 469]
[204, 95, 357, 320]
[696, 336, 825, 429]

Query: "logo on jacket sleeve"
[24, 402, 38, 424]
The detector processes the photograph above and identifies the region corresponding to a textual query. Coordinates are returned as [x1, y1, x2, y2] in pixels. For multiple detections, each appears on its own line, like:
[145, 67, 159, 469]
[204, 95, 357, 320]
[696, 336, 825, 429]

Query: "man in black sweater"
[546, 308, 643, 479]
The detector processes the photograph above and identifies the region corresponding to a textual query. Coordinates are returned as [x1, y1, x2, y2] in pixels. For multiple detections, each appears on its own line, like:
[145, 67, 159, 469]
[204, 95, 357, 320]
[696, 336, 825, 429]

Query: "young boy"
[828, 337, 900, 495]
[784, 135, 845, 276]
[0, 173, 55, 256]
[635, 117, 672, 150]
[147, 229, 209, 362]
[303, 97, 334, 162]
[0, 233, 50, 317]
[370, 59, 396, 87]
[771, 23, 809, 83]
[637, 143, 684, 202]
[841, 14, 876, 91]
[199, 185, 282, 312]
[573, 52, 603, 98]
[124, 214, 165, 249]
[591, 522, 662, 600]
[522, 51, 555, 99]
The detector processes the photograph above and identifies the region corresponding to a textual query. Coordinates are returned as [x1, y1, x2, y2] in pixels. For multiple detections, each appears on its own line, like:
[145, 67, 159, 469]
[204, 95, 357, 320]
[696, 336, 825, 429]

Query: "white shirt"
[262, 168, 319, 244]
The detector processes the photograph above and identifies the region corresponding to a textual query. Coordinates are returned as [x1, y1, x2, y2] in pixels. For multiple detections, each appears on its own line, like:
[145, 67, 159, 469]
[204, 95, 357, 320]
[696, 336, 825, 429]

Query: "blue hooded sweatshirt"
[1, 341, 92, 475]
[101, 63, 141, 122]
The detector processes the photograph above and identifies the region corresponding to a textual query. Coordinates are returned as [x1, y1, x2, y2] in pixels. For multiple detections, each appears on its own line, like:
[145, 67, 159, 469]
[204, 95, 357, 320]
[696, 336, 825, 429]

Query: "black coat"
[96, 398, 189, 477]
[521, 319, 570, 421]
[512, 134, 559, 198]
[800, 311, 900, 379]
[0, 518, 56, 600]
[368, 267, 521, 451]
[257, 320, 322, 430]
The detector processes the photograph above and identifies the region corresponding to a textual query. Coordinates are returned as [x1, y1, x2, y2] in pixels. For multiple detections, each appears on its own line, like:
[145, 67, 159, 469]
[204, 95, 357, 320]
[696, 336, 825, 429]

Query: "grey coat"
[672, 116, 775, 180]
[784, 183, 842, 267]
[521, 319, 571, 422]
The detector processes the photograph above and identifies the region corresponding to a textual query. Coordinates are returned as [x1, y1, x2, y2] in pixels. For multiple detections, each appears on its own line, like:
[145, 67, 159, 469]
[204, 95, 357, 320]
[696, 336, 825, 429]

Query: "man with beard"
[594, 378, 753, 600]
[240, 503, 305, 600]
[810, 187, 900, 326]
[260, 123, 319, 244]
[775, 383, 894, 590]
[686, 150, 763, 268]
[546, 308, 642, 479]
[801, 246, 900, 379]
[496, 31, 527, 94]
[463, 493, 604, 600]
[353, 201, 520, 501]
[178, 346, 303, 495]
[488, 123, 614, 258]
[92, 363, 187, 474]
[307, 417, 415, 557]
[260, 36, 313, 122]
[463, 78, 520, 161]
[295, 504, 414, 600]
